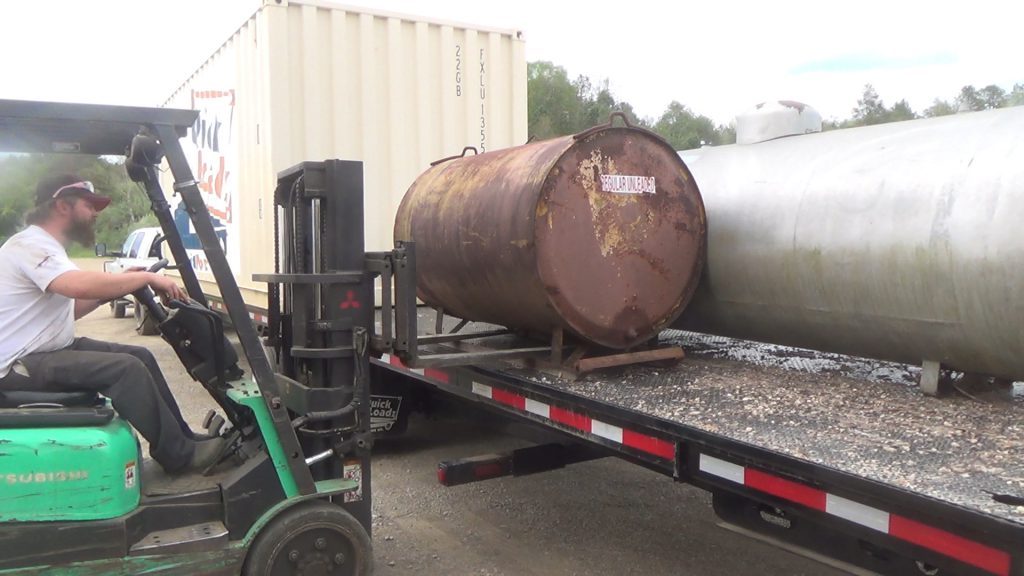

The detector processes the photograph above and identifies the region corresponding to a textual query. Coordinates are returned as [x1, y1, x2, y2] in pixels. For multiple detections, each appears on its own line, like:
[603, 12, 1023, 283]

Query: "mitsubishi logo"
[340, 290, 361, 310]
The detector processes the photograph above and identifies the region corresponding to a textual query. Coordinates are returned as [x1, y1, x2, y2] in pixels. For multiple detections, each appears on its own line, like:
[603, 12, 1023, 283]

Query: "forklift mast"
[256, 160, 375, 528]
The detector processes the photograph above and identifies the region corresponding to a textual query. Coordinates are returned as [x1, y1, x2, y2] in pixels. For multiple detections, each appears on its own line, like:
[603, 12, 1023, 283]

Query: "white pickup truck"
[98, 227, 164, 335]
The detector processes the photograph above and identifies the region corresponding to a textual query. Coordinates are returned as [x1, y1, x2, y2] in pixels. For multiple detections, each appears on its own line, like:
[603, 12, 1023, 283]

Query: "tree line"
[528, 60, 1024, 147]
[528, 61, 735, 149]
[828, 82, 1024, 129]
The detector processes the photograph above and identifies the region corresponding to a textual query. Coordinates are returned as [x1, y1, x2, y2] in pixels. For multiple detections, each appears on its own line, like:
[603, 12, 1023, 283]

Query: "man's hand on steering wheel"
[149, 274, 187, 304]
[130, 259, 186, 305]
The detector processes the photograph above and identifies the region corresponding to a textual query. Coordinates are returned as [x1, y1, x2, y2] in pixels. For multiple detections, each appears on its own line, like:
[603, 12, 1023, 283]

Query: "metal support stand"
[365, 238, 687, 375]
[551, 328, 564, 365]
[434, 308, 445, 334]
[920, 359, 948, 397]
[449, 318, 470, 334]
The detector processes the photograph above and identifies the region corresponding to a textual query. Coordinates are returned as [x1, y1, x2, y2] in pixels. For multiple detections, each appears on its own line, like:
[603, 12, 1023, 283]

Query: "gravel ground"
[370, 415, 839, 576]
[72, 259, 839, 575]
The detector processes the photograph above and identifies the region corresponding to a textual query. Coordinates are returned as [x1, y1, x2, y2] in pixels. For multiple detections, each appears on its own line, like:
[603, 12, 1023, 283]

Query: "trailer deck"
[519, 330, 1024, 524]
[373, 314, 1024, 576]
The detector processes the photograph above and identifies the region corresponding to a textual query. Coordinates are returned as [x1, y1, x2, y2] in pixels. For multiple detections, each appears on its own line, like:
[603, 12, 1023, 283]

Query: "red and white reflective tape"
[380, 353, 451, 384]
[378, 354, 674, 460]
[699, 454, 1011, 576]
[470, 380, 675, 461]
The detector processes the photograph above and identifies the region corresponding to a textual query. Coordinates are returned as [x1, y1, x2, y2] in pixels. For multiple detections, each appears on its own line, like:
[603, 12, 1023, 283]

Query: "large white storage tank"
[676, 105, 1024, 385]
[163, 0, 527, 307]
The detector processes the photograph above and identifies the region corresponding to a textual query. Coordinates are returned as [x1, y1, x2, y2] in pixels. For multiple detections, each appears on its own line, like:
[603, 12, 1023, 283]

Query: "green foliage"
[789, 81, 1020, 132]
[956, 85, 985, 112]
[527, 61, 732, 148]
[526, 64, 1023, 146]
[527, 65, 1024, 143]
[652, 102, 720, 150]
[715, 123, 736, 145]
[527, 61, 583, 140]
[927, 84, 1017, 116]
[852, 84, 889, 125]
[888, 99, 916, 122]
[820, 118, 843, 131]
[924, 98, 956, 118]
[0, 155, 154, 249]
[1009, 83, 1024, 106]
[979, 85, 1007, 109]
[575, 76, 646, 129]
[527, 62, 649, 140]
[0, 158, 37, 245]
[848, 84, 918, 127]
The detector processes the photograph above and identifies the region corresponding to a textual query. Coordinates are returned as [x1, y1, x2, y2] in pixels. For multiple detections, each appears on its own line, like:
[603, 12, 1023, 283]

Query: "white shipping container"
[163, 0, 527, 309]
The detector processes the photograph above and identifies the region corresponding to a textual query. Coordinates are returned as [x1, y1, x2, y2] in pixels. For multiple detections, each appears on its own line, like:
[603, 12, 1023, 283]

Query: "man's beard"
[67, 215, 96, 246]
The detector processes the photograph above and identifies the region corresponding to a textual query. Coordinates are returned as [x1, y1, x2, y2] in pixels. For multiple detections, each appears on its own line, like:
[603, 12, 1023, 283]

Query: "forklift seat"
[0, 391, 113, 428]
[0, 390, 103, 409]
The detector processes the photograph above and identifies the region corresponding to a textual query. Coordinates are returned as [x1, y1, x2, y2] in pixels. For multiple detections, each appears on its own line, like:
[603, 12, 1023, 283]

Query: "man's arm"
[72, 264, 142, 320]
[74, 299, 103, 320]
[48, 270, 187, 303]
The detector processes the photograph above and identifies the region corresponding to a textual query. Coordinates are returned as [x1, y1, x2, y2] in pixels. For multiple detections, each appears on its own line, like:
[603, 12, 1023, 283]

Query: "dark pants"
[1, 337, 196, 472]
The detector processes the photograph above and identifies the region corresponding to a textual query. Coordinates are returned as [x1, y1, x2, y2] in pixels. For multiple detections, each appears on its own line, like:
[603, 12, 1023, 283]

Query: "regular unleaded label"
[600, 174, 656, 194]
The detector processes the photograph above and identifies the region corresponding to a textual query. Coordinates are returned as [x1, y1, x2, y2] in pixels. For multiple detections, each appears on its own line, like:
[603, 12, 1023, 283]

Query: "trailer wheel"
[111, 300, 128, 319]
[243, 501, 372, 576]
[134, 297, 161, 336]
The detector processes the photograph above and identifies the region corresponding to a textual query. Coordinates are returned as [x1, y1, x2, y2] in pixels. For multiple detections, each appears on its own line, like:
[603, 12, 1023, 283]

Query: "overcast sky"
[1, 0, 1021, 124]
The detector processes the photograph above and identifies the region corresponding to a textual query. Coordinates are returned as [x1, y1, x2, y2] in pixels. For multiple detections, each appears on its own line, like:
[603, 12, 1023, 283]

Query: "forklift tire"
[243, 501, 373, 576]
[134, 297, 161, 336]
[111, 300, 128, 319]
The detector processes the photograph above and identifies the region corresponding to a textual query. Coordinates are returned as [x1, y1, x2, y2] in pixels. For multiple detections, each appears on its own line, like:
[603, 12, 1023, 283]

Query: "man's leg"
[16, 347, 195, 473]
[69, 337, 198, 437]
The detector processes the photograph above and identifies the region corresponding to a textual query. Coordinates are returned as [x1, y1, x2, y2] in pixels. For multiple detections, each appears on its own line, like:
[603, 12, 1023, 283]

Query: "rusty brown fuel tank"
[394, 116, 706, 349]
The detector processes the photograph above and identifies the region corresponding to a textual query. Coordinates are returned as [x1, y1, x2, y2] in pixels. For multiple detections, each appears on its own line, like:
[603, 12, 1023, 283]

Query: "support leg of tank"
[920, 360, 949, 397]
[564, 345, 588, 369]
[551, 328, 564, 365]
[434, 308, 445, 334]
[448, 318, 470, 334]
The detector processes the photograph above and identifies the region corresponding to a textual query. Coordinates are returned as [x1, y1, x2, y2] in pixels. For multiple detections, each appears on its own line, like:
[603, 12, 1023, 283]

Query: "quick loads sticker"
[370, 395, 403, 433]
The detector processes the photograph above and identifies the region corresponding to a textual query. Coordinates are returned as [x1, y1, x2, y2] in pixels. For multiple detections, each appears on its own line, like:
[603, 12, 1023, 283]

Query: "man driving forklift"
[0, 174, 224, 473]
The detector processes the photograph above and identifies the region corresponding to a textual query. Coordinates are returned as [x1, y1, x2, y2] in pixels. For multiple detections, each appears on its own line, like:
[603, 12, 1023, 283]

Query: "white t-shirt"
[0, 225, 78, 378]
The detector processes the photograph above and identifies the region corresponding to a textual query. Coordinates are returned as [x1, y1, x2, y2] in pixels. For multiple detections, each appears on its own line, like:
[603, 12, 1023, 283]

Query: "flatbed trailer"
[371, 319, 1024, 576]
[241, 157, 1020, 575]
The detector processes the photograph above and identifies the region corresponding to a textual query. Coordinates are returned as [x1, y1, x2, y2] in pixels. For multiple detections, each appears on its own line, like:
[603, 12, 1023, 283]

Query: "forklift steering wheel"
[132, 258, 172, 326]
[146, 258, 169, 274]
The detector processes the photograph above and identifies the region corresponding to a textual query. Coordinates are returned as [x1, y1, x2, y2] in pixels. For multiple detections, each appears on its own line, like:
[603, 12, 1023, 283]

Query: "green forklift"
[0, 100, 376, 575]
